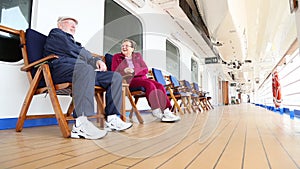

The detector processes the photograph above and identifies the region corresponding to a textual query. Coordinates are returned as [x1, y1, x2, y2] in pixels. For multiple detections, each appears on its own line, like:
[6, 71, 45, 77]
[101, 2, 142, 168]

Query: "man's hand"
[95, 60, 107, 71]
[124, 67, 134, 74]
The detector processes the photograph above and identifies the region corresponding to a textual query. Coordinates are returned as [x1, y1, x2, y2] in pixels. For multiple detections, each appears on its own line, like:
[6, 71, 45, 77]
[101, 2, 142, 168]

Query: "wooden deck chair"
[105, 53, 144, 123]
[192, 82, 212, 110]
[151, 68, 185, 114]
[200, 90, 213, 109]
[206, 95, 213, 109]
[168, 75, 193, 113]
[128, 70, 153, 114]
[127, 86, 146, 122]
[180, 80, 202, 113]
[125, 69, 156, 121]
[0, 25, 106, 138]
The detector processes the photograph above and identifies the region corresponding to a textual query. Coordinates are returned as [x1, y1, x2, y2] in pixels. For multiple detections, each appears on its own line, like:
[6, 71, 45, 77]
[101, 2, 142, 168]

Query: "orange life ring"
[272, 70, 282, 108]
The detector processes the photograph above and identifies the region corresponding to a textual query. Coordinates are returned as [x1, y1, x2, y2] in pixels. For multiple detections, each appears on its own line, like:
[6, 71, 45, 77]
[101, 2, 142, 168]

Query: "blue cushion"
[105, 53, 113, 71]
[191, 93, 199, 97]
[129, 86, 146, 92]
[152, 68, 166, 85]
[193, 82, 199, 91]
[169, 75, 180, 87]
[167, 91, 188, 97]
[184, 80, 192, 89]
[25, 29, 47, 87]
[167, 91, 179, 95]
[26, 29, 47, 63]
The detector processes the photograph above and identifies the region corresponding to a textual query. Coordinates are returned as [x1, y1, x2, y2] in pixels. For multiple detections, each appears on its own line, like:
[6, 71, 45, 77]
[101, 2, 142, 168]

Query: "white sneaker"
[161, 110, 181, 122]
[152, 108, 163, 119]
[106, 114, 132, 131]
[71, 116, 107, 139]
[104, 123, 113, 132]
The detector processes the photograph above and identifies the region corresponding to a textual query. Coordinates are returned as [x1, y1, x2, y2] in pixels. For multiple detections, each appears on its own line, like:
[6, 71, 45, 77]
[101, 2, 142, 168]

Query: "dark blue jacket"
[43, 28, 100, 68]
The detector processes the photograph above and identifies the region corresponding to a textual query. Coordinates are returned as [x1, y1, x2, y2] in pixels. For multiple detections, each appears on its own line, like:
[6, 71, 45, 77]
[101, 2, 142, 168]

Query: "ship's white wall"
[296, 7, 300, 50]
[0, 0, 221, 118]
[32, 0, 105, 54]
[0, 0, 106, 118]
[0, 63, 27, 118]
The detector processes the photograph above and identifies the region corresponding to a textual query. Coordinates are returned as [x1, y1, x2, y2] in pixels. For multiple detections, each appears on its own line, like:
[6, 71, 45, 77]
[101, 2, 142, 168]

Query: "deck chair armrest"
[123, 74, 134, 79]
[91, 53, 101, 57]
[120, 74, 134, 85]
[164, 84, 174, 89]
[173, 86, 186, 92]
[20, 54, 58, 71]
[91, 53, 105, 60]
[176, 85, 186, 90]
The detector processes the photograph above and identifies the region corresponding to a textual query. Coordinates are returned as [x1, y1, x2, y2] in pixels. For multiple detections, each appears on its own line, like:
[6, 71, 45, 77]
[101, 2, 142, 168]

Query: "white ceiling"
[151, 0, 298, 93]
[197, 0, 298, 92]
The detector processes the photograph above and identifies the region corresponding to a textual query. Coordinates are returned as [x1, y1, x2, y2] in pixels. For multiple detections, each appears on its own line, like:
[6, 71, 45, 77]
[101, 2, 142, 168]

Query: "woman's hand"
[124, 67, 134, 74]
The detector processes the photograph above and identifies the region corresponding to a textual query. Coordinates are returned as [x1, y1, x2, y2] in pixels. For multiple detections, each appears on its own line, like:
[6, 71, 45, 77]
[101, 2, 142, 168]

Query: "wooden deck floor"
[1, 103, 300, 169]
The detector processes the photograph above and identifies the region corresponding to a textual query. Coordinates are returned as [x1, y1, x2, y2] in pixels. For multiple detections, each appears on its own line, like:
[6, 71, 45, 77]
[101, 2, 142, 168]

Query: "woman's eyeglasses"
[121, 45, 132, 48]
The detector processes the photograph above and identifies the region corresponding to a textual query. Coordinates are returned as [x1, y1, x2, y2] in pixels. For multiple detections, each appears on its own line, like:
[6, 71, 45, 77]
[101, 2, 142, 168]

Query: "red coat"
[112, 52, 172, 110]
[112, 52, 149, 79]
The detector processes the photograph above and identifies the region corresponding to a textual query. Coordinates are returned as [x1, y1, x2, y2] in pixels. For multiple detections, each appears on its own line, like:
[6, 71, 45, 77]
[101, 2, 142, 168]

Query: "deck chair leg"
[207, 99, 214, 109]
[42, 65, 70, 138]
[129, 97, 139, 119]
[204, 99, 210, 110]
[95, 92, 105, 128]
[16, 67, 43, 132]
[181, 97, 190, 114]
[199, 99, 207, 111]
[66, 100, 74, 119]
[125, 87, 144, 123]
[196, 98, 202, 113]
[179, 100, 184, 113]
[167, 87, 184, 115]
[121, 86, 126, 122]
[191, 98, 197, 113]
[170, 104, 176, 114]
[205, 100, 210, 110]
[187, 96, 192, 113]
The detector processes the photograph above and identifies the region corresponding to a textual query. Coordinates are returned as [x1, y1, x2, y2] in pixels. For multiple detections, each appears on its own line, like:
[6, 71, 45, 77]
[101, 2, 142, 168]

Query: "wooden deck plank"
[214, 119, 246, 169]
[1, 141, 89, 168]
[258, 114, 299, 169]
[70, 153, 122, 169]
[268, 117, 300, 167]
[40, 149, 107, 169]
[128, 112, 207, 168]
[130, 112, 228, 169]
[11, 154, 71, 169]
[183, 119, 238, 169]
[0, 104, 300, 169]
[243, 120, 269, 169]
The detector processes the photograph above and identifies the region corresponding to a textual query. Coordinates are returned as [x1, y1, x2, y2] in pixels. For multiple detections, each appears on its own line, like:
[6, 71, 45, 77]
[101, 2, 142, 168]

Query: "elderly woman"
[112, 39, 180, 122]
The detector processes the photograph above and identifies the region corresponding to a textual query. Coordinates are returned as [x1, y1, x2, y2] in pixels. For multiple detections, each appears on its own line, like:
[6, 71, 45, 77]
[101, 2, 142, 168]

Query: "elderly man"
[43, 16, 132, 139]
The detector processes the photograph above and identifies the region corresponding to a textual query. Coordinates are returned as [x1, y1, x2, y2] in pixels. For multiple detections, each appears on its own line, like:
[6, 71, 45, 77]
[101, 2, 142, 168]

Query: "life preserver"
[272, 70, 282, 108]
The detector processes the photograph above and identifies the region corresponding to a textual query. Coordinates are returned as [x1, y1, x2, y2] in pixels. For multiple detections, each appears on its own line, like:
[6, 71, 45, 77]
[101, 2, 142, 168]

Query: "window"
[166, 40, 180, 78]
[104, 0, 143, 55]
[0, 0, 32, 62]
[191, 58, 198, 82]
